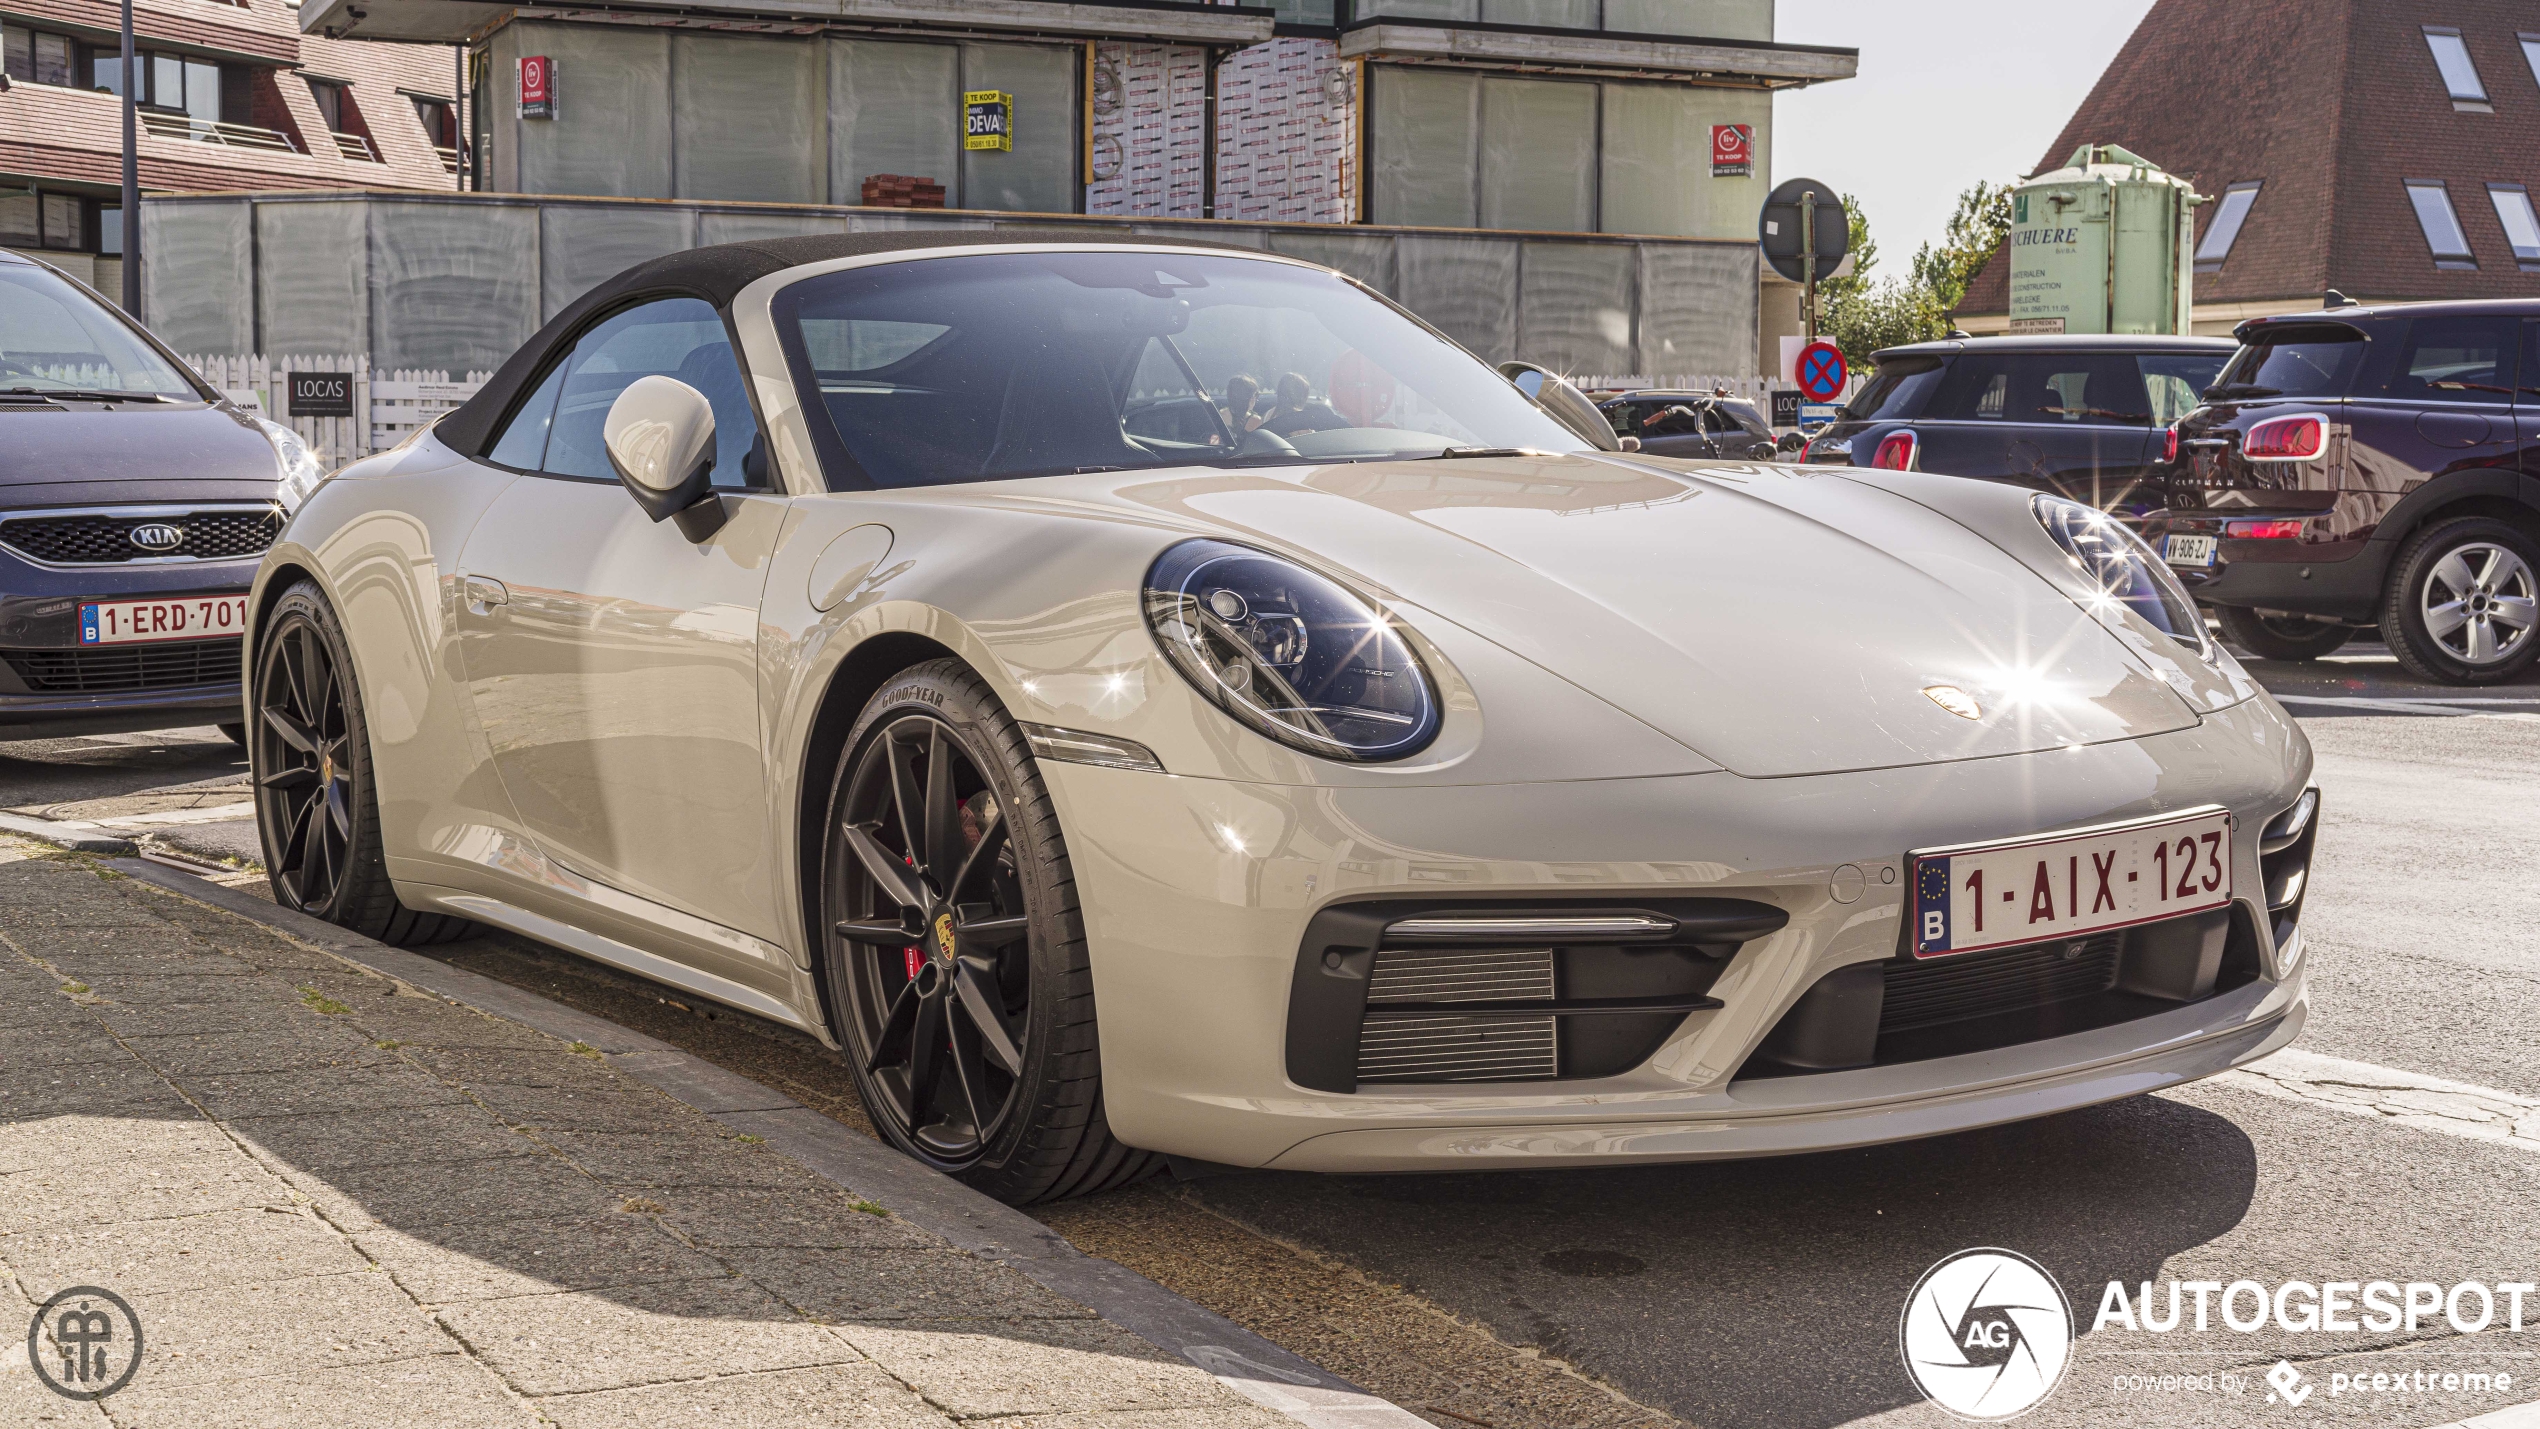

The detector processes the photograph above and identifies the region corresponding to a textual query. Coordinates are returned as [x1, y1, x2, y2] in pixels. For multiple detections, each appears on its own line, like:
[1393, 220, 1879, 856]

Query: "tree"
[1911, 180, 2014, 315]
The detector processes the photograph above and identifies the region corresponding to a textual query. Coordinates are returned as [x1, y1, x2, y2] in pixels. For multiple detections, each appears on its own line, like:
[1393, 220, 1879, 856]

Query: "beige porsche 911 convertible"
[247, 232, 2318, 1203]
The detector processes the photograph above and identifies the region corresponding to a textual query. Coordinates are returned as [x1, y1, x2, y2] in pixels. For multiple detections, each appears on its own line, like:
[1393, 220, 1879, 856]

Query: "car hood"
[1045, 453, 2203, 778]
[0, 402, 284, 509]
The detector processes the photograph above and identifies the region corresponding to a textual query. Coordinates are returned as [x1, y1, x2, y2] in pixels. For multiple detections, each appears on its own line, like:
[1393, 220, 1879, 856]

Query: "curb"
[108, 856, 1428, 1429]
[0, 810, 137, 857]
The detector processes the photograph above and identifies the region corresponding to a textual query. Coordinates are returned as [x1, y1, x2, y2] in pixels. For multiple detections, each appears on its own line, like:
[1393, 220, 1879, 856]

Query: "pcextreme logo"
[1900, 1249, 2074, 1420]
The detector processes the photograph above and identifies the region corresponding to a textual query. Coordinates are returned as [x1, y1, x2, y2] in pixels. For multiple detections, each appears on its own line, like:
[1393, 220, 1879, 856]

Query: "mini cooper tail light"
[2225, 518, 2307, 540]
[1870, 430, 1918, 470]
[2160, 425, 2180, 464]
[2242, 414, 2325, 460]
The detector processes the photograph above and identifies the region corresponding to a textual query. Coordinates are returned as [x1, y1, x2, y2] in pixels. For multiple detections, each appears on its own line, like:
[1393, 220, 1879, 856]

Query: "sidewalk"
[0, 840, 1297, 1427]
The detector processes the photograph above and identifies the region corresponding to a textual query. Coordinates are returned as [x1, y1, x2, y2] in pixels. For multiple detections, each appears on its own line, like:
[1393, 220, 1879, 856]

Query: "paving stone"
[75, 973, 298, 1009]
[128, 1269, 460, 1388]
[729, 1247, 1095, 1323]
[97, 1352, 535, 1428]
[43, 951, 265, 987]
[9, 1204, 368, 1298]
[88, 998, 322, 1041]
[401, 1046, 628, 1090]
[537, 1361, 949, 1429]
[437, 1274, 857, 1396]
[171, 1063, 476, 1120]
[291, 1150, 624, 1233]
[0, 990, 97, 1031]
[335, 1000, 565, 1053]
[656, 1188, 944, 1252]
[0, 1146, 291, 1234]
[122, 1025, 394, 1079]
[0, 1113, 232, 1176]
[354, 1213, 732, 1304]
[537, 1131, 836, 1193]
[829, 1319, 1241, 1420]
[0, 1059, 192, 1123]
[468, 1081, 711, 1135]
[0, 898, 171, 928]
[5, 925, 220, 960]
[228, 1103, 545, 1173]
[0, 1024, 133, 1071]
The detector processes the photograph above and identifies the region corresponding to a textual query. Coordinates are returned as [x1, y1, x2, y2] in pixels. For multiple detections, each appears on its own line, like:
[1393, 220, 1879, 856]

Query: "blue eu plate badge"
[1915, 856, 1952, 955]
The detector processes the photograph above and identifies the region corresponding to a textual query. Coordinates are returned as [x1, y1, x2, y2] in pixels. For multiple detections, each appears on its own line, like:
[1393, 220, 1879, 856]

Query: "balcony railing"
[331, 130, 379, 162]
[434, 145, 460, 175]
[138, 110, 299, 153]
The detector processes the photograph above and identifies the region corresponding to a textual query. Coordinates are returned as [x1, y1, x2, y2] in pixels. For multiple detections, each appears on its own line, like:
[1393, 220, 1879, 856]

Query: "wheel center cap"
[931, 910, 957, 968]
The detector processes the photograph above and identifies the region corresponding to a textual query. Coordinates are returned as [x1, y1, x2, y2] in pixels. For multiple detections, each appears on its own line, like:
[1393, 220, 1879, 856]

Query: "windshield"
[773, 251, 1586, 489]
[0, 263, 198, 398]
[2137, 353, 2229, 424]
[2212, 325, 2365, 399]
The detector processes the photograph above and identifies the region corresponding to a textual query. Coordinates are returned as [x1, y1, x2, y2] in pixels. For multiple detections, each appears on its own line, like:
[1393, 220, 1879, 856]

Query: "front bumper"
[1043, 694, 2312, 1171]
[0, 552, 257, 735]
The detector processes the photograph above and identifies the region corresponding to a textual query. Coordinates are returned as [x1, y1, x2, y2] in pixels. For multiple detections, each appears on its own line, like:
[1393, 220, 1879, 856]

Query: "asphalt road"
[11, 638, 2538, 1429]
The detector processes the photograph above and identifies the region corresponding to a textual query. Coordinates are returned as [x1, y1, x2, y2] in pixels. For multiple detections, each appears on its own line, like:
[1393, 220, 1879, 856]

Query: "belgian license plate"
[2164, 534, 2217, 568]
[80, 596, 250, 645]
[1911, 809, 2233, 958]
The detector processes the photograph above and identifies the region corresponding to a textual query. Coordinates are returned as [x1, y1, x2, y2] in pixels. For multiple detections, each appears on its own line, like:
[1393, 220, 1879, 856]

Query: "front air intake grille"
[0, 509, 282, 566]
[1879, 933, 2122, 1035]
[1357, 948, 1559, 1083]
[2, 638, 242, 693]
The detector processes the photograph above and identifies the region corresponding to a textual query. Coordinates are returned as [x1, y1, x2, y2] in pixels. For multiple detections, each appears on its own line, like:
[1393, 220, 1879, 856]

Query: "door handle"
[462, 574, 509, 616]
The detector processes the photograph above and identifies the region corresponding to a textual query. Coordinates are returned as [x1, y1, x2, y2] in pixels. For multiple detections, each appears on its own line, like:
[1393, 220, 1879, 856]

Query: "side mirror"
[604, 376, 728, 540]
[1497, 361, 1621, 452]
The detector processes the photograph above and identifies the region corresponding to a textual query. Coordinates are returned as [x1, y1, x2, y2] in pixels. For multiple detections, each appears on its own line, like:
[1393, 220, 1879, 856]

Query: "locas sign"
[288, 372, 353, 418]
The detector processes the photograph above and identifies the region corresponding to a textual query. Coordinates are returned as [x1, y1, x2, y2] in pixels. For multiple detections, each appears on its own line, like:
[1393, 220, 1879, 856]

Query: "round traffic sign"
[1796, 341, 1848, 403]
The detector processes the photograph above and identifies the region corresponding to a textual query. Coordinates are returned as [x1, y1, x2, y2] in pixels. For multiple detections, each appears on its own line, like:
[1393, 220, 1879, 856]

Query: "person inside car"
[1218, 374, 1265, 441]
[1259, 371, 1345, 436]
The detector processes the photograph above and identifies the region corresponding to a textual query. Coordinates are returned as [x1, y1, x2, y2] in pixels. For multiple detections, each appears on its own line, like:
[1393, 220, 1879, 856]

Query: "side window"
[485, 360, 566, 470]
[2390, 316, 2520, 404]
[1931, 355, 2016, 420]
[539, 297, 766, 487]
[2524, 320, 2540, 402]
[2025, 355, 2153, 425]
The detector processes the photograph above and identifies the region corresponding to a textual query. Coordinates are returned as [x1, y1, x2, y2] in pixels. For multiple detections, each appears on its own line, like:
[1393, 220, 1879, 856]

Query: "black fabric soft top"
[435, 226, 1263, 460]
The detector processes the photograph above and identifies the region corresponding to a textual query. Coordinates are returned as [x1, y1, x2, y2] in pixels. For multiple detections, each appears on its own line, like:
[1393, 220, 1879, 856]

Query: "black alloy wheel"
[2214, 606, 2354, 663]
[249, 581, 471, 945]
[821, 660, 1158, 1203]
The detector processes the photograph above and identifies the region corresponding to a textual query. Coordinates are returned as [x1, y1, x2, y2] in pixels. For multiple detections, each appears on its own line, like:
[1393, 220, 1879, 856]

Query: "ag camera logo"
[1901, 1248, 2073, 1420]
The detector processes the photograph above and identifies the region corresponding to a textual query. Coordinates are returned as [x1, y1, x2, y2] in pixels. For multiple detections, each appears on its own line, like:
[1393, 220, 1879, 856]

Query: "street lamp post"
[119, 0, 138, 314]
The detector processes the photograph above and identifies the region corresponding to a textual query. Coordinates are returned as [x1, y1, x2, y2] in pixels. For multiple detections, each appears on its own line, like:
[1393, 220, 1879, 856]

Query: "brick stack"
[860, 174, 947, 209]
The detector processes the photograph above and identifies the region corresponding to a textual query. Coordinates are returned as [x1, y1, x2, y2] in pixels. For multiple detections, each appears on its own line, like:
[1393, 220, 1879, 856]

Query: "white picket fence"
[1573, 373, 1867, 406]
[185, 355, 492, 467]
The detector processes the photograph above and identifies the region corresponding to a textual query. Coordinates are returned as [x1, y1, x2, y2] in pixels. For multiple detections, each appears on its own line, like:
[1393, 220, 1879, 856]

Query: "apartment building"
[1955, 0, 2540, 336]
[1, 0, 459, 293]
[250, 0, 1854, 376]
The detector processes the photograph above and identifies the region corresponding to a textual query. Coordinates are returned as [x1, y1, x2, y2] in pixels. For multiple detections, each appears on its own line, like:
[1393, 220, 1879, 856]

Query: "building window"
[2422, 26, 2490, 110]
[3, 25, 83, 88]
[2404, 180, 2477, 269]
[2194, 181, 2261, 271]
[0, 194, 88, 252]
[2522, 33, 2540, 93]
[307, 77, 378, 160]
[2490, 184, 2540, 271]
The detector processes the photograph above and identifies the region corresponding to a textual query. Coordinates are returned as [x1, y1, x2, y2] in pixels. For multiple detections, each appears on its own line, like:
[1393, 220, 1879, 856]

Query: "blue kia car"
[0, 251, 321, 742]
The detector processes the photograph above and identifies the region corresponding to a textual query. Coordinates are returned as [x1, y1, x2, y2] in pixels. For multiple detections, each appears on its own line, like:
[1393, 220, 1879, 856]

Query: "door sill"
[407, 882, 818, 1034]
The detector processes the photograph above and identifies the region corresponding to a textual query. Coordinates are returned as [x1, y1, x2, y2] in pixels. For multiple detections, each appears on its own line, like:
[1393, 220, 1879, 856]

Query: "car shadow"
[1186, 1092, 2260, 1429]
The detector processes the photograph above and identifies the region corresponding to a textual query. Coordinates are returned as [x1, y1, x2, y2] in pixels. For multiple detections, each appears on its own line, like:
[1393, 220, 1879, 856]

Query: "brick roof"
[1955, 0, 2540, 316]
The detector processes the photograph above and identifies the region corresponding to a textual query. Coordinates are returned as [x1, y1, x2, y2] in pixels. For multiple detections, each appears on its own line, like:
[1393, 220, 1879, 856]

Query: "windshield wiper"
[1, 386, 171, 403]
[1421, 446, 1534, 460]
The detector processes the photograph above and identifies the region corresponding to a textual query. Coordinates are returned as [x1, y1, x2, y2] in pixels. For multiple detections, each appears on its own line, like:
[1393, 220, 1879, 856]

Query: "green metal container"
[2006, 144, 2200, 335]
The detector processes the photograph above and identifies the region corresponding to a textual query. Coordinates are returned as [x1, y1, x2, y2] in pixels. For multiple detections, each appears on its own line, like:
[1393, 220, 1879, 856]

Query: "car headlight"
[255, 417, 325, 511]
[1143, 539, 1440, 762]
[2033, 495, 2209, 655]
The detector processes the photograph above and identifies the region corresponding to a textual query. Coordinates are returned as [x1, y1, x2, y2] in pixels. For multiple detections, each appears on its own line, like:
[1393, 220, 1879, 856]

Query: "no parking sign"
[1795, 341, 1847, 403]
